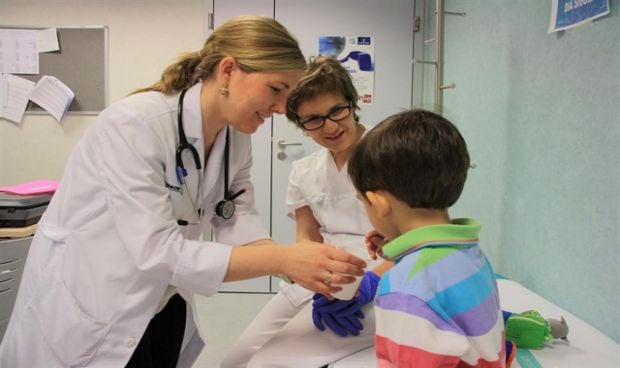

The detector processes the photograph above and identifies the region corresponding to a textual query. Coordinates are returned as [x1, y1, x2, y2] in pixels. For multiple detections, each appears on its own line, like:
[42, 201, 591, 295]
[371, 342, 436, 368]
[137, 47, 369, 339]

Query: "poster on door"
[548, 0, 610, 33]
[319, 36, 375, 105]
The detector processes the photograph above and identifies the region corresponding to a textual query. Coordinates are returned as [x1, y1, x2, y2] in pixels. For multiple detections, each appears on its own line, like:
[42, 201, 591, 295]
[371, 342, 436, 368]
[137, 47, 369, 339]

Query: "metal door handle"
[277, 140, 302, 149]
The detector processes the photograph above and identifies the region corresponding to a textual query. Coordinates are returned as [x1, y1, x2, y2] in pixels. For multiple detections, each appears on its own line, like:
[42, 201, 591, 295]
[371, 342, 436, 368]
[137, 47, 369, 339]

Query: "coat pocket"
[29, 278, 111, 366]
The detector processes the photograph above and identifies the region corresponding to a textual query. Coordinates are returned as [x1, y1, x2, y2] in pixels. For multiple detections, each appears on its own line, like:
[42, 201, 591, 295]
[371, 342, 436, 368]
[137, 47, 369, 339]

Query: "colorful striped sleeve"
[375, 292, 505, 368]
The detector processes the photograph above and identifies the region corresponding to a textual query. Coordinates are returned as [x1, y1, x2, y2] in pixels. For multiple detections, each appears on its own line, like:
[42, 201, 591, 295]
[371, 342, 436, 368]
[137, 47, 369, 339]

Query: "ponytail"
[134, 15, 305, 95]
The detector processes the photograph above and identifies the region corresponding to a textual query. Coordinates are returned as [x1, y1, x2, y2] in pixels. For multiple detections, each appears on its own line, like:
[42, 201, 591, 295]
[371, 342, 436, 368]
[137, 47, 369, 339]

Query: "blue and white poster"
[549, 0, 610, 33]
[319, 36, 375, 105]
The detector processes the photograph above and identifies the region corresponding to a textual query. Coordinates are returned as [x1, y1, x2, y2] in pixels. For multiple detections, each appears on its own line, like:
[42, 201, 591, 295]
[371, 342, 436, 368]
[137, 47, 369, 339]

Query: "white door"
[208, 0, 415, 292]
[210, 0, 275, 292]
[270, 0, 416, 290]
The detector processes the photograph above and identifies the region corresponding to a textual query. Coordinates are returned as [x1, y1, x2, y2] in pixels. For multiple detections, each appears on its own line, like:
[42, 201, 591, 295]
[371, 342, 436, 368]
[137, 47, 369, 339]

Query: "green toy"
[504, 310, 569, 349]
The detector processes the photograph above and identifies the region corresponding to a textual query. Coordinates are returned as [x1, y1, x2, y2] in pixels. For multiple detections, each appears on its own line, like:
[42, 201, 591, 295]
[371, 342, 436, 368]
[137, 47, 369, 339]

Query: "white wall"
[0, 0, 205, 186]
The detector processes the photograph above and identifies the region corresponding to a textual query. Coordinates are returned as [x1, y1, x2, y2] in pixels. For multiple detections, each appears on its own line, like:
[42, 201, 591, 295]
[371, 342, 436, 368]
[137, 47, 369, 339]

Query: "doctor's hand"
[279, 242, 366, 296]
[311, 271, 380, 337]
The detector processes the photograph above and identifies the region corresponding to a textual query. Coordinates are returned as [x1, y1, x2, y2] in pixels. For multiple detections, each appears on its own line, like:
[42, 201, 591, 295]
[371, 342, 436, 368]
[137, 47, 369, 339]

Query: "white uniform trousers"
[220, 283, 375, 368]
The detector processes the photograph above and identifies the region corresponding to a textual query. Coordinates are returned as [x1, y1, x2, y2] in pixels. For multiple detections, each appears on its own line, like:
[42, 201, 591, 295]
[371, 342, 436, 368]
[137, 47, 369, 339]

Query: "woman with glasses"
[221, 56, 393, 368]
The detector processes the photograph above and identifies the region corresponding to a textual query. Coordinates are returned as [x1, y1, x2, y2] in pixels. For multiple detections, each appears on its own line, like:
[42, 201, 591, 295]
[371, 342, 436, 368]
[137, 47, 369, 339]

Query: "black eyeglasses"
[296, 102, 352, 131]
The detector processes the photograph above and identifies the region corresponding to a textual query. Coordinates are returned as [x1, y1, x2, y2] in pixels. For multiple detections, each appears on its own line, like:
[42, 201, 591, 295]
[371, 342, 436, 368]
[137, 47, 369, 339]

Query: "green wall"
[422, 0, 619, 342]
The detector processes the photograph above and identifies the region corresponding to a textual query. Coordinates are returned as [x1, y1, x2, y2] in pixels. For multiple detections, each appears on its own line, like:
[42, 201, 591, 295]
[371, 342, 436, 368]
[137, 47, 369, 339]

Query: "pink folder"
[0, 180, 59, 195]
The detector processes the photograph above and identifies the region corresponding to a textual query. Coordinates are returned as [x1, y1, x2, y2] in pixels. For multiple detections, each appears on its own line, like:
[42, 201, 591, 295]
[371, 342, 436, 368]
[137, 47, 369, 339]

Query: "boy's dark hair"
[348, 109, 470, 209]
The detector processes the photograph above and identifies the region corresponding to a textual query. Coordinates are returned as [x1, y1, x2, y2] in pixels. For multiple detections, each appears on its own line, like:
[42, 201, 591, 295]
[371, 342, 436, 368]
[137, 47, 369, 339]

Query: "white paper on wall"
[0, 29, 39, 74]
[0, 73, 35, 124]
[29, 75, 75, 123]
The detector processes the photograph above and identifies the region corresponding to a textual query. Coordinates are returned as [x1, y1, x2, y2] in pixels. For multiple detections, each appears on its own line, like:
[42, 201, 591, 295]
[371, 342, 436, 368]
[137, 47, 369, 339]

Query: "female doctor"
[0, 16, 365, 368]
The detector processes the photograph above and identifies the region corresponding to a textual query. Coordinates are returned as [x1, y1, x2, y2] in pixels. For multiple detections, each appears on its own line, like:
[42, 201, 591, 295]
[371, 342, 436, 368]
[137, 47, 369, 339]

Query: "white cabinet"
[0, 237, 32, 342]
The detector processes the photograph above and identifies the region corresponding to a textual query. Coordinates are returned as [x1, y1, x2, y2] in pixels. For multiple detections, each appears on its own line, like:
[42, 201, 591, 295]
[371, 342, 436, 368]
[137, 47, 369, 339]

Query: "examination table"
[329, 278, 620, 368]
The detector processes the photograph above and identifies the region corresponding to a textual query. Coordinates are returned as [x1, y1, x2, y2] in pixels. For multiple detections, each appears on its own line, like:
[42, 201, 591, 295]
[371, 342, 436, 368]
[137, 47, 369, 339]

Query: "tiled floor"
[192, 292, 275, 367]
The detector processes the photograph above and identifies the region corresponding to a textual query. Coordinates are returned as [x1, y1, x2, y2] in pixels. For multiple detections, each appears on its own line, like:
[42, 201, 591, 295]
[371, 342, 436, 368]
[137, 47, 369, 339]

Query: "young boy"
[348, 109, 508, 367]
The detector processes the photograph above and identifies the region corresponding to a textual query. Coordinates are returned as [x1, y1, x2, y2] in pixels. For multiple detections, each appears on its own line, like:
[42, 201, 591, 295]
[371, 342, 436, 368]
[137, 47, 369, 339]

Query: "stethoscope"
[176, 88, 246, 224]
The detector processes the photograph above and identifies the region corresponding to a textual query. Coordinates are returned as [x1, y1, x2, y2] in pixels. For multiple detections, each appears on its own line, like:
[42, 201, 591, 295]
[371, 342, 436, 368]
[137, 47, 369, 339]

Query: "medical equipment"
[0, 193, 53, 228]
[176, 89, 245, 223]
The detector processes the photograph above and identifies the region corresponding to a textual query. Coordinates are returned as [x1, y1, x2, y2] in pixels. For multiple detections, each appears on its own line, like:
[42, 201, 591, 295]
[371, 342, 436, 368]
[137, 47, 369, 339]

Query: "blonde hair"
[135, 15, 306, 94]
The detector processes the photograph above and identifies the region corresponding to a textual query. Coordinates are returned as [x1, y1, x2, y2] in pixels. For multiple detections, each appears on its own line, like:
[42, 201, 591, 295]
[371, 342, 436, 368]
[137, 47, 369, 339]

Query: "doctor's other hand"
[280, 242, 366, 295]
[365, 229, 387, 260]
[311, 271, 380, 337]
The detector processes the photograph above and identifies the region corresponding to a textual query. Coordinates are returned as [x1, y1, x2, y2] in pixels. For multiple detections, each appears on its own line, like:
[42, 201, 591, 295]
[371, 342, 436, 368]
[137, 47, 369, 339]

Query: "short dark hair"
[348, 109, 470, 209]
[286, 56, 360, 126]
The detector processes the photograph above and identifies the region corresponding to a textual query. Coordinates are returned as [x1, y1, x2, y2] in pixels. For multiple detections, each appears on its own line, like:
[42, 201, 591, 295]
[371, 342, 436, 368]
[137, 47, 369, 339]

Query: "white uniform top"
[0, 82, 269, 368]
[286, 126, 373, 249]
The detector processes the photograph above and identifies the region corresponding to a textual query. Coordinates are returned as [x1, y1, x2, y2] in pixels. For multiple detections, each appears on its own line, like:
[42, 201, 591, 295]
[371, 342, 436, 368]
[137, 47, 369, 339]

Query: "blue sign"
[357, 37, 372, 45]
[550, 0, 610, 32]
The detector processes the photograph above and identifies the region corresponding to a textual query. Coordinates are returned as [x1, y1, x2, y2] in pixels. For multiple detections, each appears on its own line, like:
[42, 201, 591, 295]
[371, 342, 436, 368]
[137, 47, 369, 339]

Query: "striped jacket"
[375, 219, 505, 368]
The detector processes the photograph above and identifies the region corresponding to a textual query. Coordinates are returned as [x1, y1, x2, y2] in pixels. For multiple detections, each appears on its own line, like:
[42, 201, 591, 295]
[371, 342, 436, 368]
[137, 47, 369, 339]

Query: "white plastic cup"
[332, 245, 372, 300]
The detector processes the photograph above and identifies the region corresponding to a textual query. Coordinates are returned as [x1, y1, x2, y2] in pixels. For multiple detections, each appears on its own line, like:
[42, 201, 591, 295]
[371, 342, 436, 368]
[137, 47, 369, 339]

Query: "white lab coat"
[0, 83, 269, 367]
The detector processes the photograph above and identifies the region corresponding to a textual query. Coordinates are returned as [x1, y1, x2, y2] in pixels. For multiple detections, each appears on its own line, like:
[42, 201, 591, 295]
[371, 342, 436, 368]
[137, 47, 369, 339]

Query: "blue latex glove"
[311, 271, 380, 337]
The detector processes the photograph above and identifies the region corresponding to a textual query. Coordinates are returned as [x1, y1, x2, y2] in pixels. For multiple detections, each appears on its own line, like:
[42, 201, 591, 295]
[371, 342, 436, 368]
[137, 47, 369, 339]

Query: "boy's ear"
[365, 190, 391, 217]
